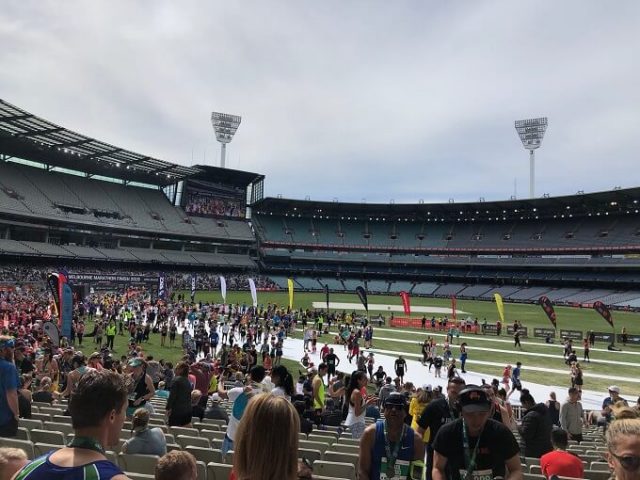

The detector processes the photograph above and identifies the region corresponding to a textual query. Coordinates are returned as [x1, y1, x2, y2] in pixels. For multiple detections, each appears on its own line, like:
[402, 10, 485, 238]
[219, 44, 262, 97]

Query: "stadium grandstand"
[2, 97, 640, 309]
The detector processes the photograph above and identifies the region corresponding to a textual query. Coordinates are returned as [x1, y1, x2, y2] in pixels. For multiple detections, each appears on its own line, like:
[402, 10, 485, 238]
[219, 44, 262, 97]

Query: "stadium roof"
[190, 165, 264, 187]
[0, 99, 200, 186]
[253, 187, 640, 221]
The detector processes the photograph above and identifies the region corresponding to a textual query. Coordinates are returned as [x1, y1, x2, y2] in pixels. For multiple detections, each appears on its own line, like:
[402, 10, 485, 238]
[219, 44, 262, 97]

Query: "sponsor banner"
[157, 273, 166, 300]
[61, 283, 73, 338]
[220, 276, 227, 303]
[288, 278, 294, 310]
[593, 301, 614, 328]
[248, 278, 258, 307]
[400, 291, 411, 315]
[507, 326, 528, 337]
[451, 295, 457, 320]
[325, 284, 330, 311]
[483, 323, 498, 334]
[539, 296, 557, 329]
[494, 293, 505, 323]
[534, 327, 556, 338]
[617, 334, 640, 346]
[593, 331, 615, 343]
[190, 274, 197, 300]
[560, 329, 583, 340]
[356, 286, 368, 312]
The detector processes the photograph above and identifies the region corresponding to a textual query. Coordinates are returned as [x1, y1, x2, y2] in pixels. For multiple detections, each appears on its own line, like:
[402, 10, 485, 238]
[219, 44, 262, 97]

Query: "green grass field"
[92, 290, 640, 400]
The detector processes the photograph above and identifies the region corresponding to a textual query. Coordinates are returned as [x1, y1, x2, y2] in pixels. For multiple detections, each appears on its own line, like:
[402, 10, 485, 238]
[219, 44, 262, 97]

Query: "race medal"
[386, 461, 396, 478]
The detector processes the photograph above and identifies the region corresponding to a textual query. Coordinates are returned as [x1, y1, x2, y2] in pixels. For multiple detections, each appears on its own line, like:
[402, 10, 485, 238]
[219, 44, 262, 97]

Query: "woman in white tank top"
[344, 371, 377, 439]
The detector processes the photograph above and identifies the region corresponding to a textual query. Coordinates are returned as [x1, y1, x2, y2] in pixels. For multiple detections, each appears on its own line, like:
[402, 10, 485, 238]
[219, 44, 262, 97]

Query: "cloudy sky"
[1, 1, 639, 204]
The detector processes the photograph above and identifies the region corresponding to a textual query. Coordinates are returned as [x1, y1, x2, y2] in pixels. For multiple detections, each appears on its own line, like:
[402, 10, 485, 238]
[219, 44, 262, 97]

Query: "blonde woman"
[409, 385, 432, 442]
[605, 405, 640, 480]
[233, 393, 299, 480]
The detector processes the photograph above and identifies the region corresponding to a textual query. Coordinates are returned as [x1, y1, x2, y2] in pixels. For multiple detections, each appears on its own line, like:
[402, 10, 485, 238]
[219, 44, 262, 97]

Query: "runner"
[394, 355, 407, 385]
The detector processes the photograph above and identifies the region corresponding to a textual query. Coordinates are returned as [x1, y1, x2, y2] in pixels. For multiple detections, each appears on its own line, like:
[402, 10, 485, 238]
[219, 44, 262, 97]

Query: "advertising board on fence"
[533, 328, 556, 338]
[560, 329, 583, 340]
[507, 326, 528, 337]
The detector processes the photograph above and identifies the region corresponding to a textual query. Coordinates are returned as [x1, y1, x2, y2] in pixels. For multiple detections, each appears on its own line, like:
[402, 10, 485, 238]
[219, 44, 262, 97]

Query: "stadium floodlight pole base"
[221, 143, 226, 169]
[529, 149, 535, 198]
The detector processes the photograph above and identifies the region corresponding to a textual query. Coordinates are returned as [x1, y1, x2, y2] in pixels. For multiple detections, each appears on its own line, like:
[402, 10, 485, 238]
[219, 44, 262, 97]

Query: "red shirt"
[540, 449, 584, 479]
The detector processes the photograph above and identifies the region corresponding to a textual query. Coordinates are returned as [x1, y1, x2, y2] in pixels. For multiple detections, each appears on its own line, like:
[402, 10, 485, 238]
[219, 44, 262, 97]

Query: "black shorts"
[327, 366, 336, 375]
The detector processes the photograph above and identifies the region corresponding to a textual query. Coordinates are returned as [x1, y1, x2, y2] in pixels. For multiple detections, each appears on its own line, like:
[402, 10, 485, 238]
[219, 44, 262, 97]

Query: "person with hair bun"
[271, 365, 295, 401]
[122, 408, 166, 456]
[232, 393, 299, 480]
[606, 405, 640, 480]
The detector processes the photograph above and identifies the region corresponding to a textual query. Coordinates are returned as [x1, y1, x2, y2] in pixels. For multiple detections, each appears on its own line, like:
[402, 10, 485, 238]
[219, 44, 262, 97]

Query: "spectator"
[271, 365, 295, 401]
[545, 391, 560, 427]
[539, 428, 584, 479]
[32, 377, 59, 404]
[377, 376, 396, 409]
[155, 451, 197, 480]
[600, 385, 628, 431]
[605, 405, 640, 480]
[431, 386, 521, 480]
[155, 381, 170, 400]
[204, 394, 229, 424]
[122, 408, 167, 456]
[12, 370, 128, 479]
[409, 385, 432, 442]
[0, 336, 19, 437]
[18, 375, 32, 419]
[359, 392, 424, 480]
[166, 361, 193, 427]
[519, 390, 553, 458]
[293, 400, 314, 435]
[0, 447, 28, 480]
[191, 390, 204, 422]
[344, 371, 377, 440]
[233, 393, 299, 480]
[126, 358, 155, 417]
[560, 387, 584, 443]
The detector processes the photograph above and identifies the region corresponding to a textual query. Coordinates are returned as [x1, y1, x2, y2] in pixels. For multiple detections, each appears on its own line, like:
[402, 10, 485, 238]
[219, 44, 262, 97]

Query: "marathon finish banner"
[538, 296, 557, 329]
[158, 272, 166, 300]
[533, 327, 556, 339]
[67, 273, 157, 284]
[560, 329, 583, 340]
[507, 326, 528, 337]
[593, 331, 615, 343]
[593, 301, 614, 328]
[400, 291, 411, 315]
[356, 286, 368, 313]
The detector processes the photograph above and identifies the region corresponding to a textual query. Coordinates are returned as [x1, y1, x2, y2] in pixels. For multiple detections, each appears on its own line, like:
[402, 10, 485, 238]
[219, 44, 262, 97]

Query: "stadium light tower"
[515, 117, 548, 198]
[211, 112, 241, 168]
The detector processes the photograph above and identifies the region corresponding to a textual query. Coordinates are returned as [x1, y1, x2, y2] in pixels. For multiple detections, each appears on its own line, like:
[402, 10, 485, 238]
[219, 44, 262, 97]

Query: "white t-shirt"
[225, 384, 264, 441]
[271, 386, 291, 402]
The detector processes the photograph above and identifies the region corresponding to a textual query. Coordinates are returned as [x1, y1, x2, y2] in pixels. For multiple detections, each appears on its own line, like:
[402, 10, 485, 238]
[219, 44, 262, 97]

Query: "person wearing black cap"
[416, 377, 466, 480]
[359, 392, 424, 480]
[432, 385, 522, 480]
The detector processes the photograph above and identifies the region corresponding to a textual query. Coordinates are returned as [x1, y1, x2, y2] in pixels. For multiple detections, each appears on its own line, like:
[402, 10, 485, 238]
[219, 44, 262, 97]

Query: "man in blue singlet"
[13, 370, 130, 480]
[359, 392, 424, 480]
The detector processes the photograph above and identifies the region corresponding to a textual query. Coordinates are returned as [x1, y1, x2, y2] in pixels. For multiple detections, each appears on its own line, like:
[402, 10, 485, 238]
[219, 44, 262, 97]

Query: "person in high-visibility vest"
[105, 320, 117, 351]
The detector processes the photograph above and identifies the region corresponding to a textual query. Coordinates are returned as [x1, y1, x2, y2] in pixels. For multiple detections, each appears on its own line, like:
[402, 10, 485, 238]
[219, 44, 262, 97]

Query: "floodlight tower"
[515, 117, 548, 198]
[211, 112, 242, 168]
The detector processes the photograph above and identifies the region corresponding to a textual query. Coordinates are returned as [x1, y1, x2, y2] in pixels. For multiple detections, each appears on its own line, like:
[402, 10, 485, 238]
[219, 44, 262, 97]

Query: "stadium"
[0, 90, 639, 476]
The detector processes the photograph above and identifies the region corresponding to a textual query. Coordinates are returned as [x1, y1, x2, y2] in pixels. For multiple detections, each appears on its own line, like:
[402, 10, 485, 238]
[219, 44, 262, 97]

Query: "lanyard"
[462, 420, 483, 480]
[383, 420, 407, 477]
[68, 436, 105, 455]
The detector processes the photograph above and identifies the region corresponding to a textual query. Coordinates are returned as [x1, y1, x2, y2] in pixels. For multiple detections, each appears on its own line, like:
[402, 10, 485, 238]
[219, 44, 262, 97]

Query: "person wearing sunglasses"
[0, 336, 19, 437]
[606, 405, 640, 480]
[358, 392, 424, 480]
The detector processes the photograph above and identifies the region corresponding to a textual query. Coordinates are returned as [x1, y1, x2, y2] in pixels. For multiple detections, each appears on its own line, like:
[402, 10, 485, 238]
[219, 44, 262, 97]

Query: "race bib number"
[458, 468, 493, 480]
[380, 459, 410, 480]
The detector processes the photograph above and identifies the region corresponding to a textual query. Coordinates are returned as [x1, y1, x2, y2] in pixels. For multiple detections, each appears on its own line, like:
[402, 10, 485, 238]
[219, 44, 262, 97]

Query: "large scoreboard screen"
[183, 179, 246, 219]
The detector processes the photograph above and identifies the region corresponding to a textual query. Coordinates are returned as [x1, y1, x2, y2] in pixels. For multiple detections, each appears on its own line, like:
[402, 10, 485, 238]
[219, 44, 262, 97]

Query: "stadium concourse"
[280, 330, 629, 411]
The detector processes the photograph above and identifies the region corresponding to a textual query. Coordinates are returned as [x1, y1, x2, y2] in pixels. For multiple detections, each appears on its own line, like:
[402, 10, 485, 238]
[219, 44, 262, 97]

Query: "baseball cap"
[458, 386, 492, 413]
[0, 337, 15, 349]
[384, 392, 408, 408]
[422, 384, 433, 392]
[128, 358, 144, 367]
[608, 385, 621, 394]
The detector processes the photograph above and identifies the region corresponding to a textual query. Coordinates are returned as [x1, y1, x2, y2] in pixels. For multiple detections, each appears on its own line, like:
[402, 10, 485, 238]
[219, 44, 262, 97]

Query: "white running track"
[279, 334, 628, 411]
[311, 302, 469, 315]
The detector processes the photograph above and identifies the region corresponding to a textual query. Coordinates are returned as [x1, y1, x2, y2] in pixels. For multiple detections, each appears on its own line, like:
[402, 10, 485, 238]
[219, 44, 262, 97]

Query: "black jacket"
[519, 403, 553, 458]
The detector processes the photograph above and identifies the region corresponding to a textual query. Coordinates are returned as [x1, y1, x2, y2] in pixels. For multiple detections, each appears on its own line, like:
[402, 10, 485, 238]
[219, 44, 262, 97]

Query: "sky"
[1, 1, 639, 204]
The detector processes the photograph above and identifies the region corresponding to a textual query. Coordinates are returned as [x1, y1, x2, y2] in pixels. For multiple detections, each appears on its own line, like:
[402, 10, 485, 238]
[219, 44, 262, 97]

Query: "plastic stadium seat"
[0, 438, 35, 459]
[529, 465, 542, 474]
[177, 435, 210, 449]
[19, 419, 43, 431]
[313, 461, 356, 480]
[323, 452, 359, 470]
[45, 422, 75, 437]
[118, 453, 160, 475]
[124, 474, 155, 480]
[29, 429, 65, 445]
[196, 460, 206, 480]
[186, 446, 221, 464]
[299, 439, 330, 453]
[207, 462, 233, 480]
[582, 471, 611, 480]
[170, 426, 200, 437]
[34, 443, 61, 457]
[30, 413, 51, 422]
[297, 448, 322, 464]
[522, 474, 545, 480]
[331, 444, 360, 455]
[166, 443, 182, 452]
[15, 427, 31, 441]
[199, 430, 225, 448]
[590, 462, 610, 471]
